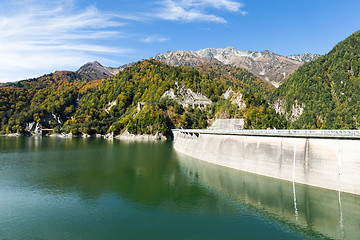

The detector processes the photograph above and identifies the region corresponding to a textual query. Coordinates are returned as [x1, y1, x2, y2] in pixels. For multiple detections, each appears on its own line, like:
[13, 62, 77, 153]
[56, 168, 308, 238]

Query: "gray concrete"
[177, 153, 360, 239]
[208, 119, 245, 130]
[173, 129, 360, 195]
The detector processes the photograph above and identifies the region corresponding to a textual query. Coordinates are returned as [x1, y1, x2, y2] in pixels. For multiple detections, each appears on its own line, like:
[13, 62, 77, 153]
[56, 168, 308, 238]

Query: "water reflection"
[0, 137, 221, 210]
[176, 152, 360, 240]
[2, 137, 355, 239]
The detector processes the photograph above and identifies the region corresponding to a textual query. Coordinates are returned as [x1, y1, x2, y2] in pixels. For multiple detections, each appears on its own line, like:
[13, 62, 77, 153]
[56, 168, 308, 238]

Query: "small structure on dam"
[208, 119, 245, 130]
[173, 129, 360, 195]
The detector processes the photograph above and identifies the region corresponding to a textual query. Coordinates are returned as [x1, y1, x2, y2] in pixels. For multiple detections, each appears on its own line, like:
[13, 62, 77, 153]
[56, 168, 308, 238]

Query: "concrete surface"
[173, 130, 360, 195]
[177, 153, 360, 239]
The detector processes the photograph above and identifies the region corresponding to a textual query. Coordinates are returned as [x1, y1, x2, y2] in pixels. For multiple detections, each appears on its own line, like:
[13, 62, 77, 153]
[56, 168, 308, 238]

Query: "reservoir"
[0, 137, 359, 239]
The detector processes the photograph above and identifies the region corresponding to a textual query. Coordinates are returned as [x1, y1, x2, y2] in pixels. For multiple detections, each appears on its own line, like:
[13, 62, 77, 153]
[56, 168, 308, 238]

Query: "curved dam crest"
[173, 129, 360, 195]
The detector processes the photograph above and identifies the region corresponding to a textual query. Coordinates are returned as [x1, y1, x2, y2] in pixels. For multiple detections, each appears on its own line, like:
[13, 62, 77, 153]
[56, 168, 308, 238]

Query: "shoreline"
[0, 131, 169, 141]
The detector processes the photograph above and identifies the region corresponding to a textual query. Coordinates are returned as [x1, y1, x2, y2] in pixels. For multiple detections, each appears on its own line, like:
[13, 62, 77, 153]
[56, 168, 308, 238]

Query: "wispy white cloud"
[155, 0, 247, 23]
[203, 0, 246, 14]
[142, 35, 170, 43]
[0, 0, 131, 82]
[0, 0, 247, 82]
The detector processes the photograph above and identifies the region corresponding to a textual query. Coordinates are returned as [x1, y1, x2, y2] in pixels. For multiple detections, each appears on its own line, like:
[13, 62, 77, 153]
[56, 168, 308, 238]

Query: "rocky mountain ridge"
[76, 61, 120, 81]
[287, 53, 321, 63]
[153, 50, 222, 67]
[73, 48, 319, 86]
[153, 47, 320, 87]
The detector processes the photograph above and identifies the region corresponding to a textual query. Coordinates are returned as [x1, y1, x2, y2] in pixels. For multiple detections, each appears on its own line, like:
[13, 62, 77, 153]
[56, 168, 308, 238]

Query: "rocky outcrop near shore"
[115, 130, 167, 141]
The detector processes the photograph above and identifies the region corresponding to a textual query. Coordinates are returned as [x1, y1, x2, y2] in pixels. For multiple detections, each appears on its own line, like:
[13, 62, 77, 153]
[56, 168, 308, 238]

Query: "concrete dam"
[173, 129, 360, 195]
[177, 153, 360, 239]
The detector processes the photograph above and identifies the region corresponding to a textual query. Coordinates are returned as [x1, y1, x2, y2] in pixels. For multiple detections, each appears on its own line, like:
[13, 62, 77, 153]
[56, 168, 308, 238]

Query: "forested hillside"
[3, 30, 359, 136]
[195, 62, 275, 97]
[67, 60, 285, 136]
[271, 31, 360, 129]
[1, 60, 286, 137]
[0, 71, 91, 133]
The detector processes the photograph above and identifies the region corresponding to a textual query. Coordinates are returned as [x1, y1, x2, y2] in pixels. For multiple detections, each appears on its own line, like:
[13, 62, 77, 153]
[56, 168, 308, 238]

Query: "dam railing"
[174, 129, 360, 139]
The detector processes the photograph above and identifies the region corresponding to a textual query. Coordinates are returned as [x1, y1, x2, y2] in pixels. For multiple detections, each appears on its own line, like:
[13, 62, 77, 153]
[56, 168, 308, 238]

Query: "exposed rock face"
[119, 62, 137, 71]
[273, 99, 285, 115]
[154, 47, 320, 87]
[105, 101, 116, 114]
[289, 102, 304, 122]
[196, 47, 302, 87]
[223, 87, 246, 110]
[75, 49, 320, 85]
[116, 129, 167, 141]
[153, 50, 221, 67]
[162, 85, 212, 108]
[25, 122, 38, 132]
[22, 113, 61, 135]
[76, 61, 140, 81]
[287, 53, 321, 63]
[76, 61, 120, 81]
[273, 99, 304, 123]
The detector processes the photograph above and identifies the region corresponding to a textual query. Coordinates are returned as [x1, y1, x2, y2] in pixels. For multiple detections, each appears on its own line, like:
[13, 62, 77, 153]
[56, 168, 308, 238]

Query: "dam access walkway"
[173, 128, 360, 195]
[174, 129, 360, 140]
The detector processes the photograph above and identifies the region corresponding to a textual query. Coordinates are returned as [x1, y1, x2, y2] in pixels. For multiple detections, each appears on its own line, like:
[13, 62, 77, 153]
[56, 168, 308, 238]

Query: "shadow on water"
[176, 152, 360, 240]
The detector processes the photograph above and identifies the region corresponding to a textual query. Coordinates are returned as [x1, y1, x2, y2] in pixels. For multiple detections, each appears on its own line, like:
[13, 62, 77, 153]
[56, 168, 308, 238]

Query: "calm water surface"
[0, 137, 359, 239]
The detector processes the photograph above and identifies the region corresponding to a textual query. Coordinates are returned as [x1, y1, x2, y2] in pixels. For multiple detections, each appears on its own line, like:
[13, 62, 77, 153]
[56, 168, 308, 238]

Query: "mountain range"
[153, 47, 320, 87]
[0, 57, 283, 136]
[76, 48, 320, 87]
[2, 30, 359, 136]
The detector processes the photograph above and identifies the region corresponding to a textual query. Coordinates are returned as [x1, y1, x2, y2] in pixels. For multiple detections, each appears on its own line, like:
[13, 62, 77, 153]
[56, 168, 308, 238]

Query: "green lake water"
[0, 137, 359, 239]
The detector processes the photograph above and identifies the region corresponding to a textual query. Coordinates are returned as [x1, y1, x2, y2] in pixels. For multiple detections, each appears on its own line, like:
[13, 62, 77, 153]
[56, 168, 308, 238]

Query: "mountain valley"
[1, 31, 359, 137]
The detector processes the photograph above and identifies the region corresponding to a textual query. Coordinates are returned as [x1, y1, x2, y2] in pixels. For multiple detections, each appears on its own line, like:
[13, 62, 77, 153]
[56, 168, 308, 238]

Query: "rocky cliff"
[154, 47, 320, 87]
[287, 53, 321, 63]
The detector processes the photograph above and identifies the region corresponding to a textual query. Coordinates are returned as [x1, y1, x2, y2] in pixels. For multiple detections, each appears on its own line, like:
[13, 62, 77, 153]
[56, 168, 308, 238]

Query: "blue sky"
[1, 0, 360, 82]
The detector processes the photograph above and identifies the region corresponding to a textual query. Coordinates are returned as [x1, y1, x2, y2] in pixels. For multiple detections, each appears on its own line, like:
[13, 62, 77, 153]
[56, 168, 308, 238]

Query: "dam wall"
[173, 129, 360, 195]
[177, 153, 360, 239]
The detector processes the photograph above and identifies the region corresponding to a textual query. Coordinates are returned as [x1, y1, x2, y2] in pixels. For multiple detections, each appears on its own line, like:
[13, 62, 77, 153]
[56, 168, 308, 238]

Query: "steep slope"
[196, 47, 302, 87]
[287, 53, 321, 63]
[153, 50, 221, 67]
[154, 47, 319, 87]
[153, 51, 276, 96]
[76, 61, 120, 81]
[1, 59, 287, 135]
[271, 30, 360, 129]
[0, 71, 90, 133]
[194, 62, 276, 97]
[68, 60, 286, 135]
